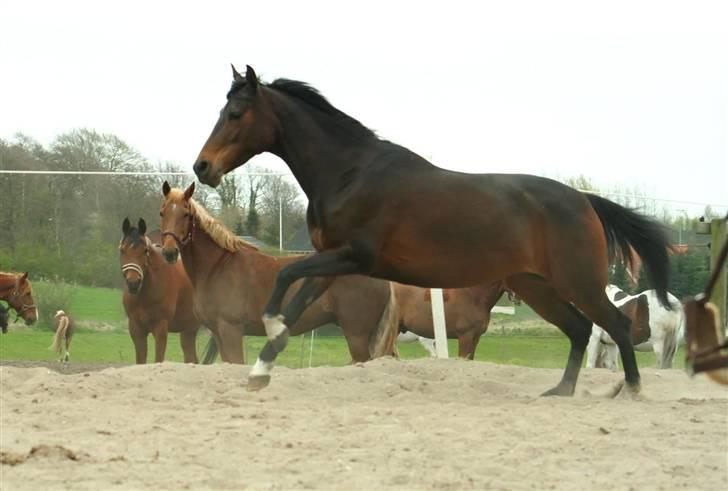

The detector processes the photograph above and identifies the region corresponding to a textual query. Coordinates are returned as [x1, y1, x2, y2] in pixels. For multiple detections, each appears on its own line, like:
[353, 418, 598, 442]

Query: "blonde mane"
[188, 198, 258, 253]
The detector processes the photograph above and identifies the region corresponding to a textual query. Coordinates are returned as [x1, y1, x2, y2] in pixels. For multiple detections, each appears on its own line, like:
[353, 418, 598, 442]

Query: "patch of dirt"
[1, 358, 726, 490]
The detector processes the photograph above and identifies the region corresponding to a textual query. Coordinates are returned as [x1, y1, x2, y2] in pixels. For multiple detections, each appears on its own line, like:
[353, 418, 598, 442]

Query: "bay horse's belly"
[375, 229, 535, 288]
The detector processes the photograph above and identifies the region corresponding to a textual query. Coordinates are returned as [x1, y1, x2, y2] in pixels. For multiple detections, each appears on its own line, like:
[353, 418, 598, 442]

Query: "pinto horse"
[120, 218, 200, 363]
[0, 272, 38, 326]
[395, 283, 506, 359]
[193, 65, 672, 395]
[586, 285, 684, 370]
[159, 183, 398, 364]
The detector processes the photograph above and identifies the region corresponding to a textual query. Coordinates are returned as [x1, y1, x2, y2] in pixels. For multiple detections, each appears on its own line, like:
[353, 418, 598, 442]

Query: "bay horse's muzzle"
[193, 159, 222, 187]
[122, 263, 144, 295]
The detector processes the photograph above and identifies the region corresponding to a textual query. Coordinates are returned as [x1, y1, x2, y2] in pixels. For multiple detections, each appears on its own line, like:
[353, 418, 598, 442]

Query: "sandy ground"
[1, 358, 726, 490]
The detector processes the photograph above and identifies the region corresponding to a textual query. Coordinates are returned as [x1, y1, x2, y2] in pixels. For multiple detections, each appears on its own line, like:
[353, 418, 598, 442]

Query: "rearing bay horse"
[193, 65, 672, 395]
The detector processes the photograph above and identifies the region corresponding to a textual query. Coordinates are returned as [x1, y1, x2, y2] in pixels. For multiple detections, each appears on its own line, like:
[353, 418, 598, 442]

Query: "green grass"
[0, 329, 686, 369]
[68, 285, 126, 324]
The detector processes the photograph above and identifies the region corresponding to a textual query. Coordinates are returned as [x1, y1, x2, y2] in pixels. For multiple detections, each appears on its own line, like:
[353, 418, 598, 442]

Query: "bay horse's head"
[6, 273, 37, 326]
[160, 181, 196, 264]
[194, 65, 278, 187]
[120, 218, 151, 295]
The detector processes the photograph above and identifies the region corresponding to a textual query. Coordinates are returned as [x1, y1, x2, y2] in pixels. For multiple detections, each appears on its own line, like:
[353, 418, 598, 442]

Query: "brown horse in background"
[158, 183, 398, 364]
[0, 272, 38, 327]
[395, 283, 506, 359]
[49, 310, 74, 362]
[120, 218, 201, 363]
[192, 66, 673, 395]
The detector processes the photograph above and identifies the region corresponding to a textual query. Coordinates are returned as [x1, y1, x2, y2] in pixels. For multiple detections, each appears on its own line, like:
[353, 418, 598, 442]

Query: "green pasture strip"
[0, 330, 685, 370]
[68, 286, 125, 323]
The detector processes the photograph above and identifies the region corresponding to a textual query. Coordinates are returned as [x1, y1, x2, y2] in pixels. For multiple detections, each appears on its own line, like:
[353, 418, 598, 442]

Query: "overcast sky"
[2, 1, 726, 216]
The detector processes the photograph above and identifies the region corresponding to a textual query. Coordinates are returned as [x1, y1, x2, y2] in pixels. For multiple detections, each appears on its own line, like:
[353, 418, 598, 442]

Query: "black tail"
[585, 193, 672, 309]
[202, 335, 218, 365]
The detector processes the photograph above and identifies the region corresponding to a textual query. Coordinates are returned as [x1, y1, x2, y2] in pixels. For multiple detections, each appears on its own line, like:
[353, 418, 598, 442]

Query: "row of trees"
[0, 129, 306, 287]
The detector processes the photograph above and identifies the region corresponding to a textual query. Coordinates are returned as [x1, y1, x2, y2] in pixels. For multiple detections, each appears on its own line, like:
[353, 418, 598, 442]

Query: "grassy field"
[68, 285, 126, 324]
[0, 328, 685, 370]
[2, 284, 686, 369]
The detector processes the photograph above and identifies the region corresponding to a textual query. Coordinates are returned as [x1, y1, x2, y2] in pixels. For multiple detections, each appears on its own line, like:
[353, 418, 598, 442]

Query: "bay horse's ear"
[183, 182, 196, 201]
[245, 65, 258, 94]
[20, 272, 28, 282]
[122, 217, 131, 236]
[231, 64, 244, 82]
[138, 218, 147, 236]
[162, 181, 171, 197]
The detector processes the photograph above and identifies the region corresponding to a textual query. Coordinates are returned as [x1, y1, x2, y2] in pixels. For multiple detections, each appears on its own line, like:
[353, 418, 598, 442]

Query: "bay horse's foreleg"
[250, 248, 366, 390]
[129, 322, 148, 364]
[506, 274, 592, 396]
[152, 321, 169, 363]
[180, 328, 198, 364]
[457, 330, 480, 360]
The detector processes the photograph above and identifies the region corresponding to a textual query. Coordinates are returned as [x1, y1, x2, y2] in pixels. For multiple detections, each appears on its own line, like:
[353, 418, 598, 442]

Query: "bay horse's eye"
[228, 111, 242, 121]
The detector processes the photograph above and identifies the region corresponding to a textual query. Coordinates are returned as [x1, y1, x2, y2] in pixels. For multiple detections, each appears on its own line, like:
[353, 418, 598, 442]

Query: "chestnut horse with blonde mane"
[158, 182, 398, 364]
[193, 65, 672, 395]
[0, 272, 38, 327]
[120, 218, 201, 363]
[395, 282, 506, 359]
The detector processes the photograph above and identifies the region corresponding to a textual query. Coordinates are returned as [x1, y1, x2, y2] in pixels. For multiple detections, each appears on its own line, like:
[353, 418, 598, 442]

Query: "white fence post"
[430, 288, 449, 359]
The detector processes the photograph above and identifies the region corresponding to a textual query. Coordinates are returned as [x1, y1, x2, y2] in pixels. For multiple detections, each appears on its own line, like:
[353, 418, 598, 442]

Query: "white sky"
[1, 0, 726, 216]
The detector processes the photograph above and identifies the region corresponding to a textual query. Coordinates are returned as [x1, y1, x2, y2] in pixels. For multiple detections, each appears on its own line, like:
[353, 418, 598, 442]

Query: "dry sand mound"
[1, 358, 726, 490]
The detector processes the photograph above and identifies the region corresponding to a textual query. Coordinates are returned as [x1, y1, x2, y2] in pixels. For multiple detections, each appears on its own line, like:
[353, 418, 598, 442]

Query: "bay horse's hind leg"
[575, 294, 641, 397]
[505, 274, 592, 396]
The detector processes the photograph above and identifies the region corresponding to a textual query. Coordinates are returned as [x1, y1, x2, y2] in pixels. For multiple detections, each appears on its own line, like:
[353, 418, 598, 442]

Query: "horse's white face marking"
[172, 204, 177, 212]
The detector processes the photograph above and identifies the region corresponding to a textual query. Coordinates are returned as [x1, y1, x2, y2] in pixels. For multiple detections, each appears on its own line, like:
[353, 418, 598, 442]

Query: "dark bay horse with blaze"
[159, 183, 398, 364]
[193, 65, 672, 396]
[395, 283, 506, 359]
[0, 272, 38, 327]
[120, 218, 200, 363]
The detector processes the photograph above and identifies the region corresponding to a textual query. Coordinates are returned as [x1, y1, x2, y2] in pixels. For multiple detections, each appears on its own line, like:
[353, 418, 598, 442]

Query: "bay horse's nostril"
[194, 160, 210, 178]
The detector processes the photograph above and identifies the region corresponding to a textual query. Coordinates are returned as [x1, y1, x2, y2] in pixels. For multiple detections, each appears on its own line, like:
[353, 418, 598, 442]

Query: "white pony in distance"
[587, 285, 684, 370]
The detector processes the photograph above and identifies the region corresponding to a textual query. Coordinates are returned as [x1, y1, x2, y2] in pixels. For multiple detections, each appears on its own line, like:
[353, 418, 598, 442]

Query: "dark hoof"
[247, 375, 271, 392]
[541, 384, 575, 397]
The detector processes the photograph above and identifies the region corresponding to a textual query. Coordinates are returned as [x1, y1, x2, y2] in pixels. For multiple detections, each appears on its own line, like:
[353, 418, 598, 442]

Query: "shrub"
[30, 279, 77, 329]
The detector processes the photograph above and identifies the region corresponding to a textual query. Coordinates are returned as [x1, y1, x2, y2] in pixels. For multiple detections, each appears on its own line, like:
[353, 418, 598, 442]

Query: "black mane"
[229, 77, 377, 142]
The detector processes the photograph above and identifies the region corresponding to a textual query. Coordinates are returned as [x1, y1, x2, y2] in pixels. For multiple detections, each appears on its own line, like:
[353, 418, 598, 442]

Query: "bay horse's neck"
[266, 89, 378, 200]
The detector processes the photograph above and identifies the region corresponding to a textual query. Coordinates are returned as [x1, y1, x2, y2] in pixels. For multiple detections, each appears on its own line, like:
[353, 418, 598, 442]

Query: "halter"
[160, 213, 195, 248]
[2, 280, 37, 319]
[120, 237, 152, 285]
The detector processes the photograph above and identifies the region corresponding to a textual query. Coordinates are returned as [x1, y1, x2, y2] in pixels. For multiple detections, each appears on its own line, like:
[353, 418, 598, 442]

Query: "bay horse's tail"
[585, 193, 672, 309]
[49, 315, 70, 355]
[201, 334, 219, 364]
[368, 283, 400, 358]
